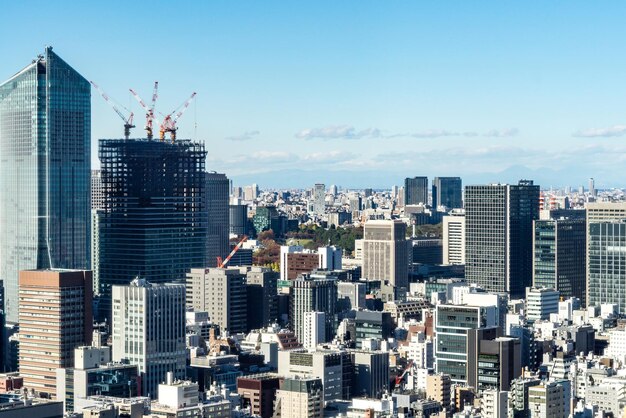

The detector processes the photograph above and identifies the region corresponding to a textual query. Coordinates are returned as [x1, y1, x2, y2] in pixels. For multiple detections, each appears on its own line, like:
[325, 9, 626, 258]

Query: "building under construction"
[97, 138, 207, 321]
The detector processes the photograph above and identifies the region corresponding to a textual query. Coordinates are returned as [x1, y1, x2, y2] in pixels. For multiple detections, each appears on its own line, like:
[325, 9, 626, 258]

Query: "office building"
[354, 311, 394, 346]
[186, 268, 247, 334]
[290, 274, 338, 344]
[18, 269, 93, 396]
[443, 210, 465, 265]
[404, 177, 428, 206]
[351, 350, 389, 398]
[312, 183, 326, 215]
[533, 218, 586, 303]
[432, 176, 462, 210]
[275, 377, 324, 418]
[229, 204, 249, 236]
[526, 287, 559, 324]
[465, 180, 540, 298]
[337, 282, 366, 311]
[304, 312, 326, 349]
[246, 267, 278, 331]
[280, 245, 343, 281]
[97, 138, 207, 321]
[362, 220, 408, 300]
[0, 47, 91, 324]
[205, 172, 230, 267]
[111, 279, 186, 398]
[410, 238, 443, 264]
[237, 373, 282, 418]
[467, 329, 521, 391]
[586, 203, 626, 312]
[435, 304, 498, 384]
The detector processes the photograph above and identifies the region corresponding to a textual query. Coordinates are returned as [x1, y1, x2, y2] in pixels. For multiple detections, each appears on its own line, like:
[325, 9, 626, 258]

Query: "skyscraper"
[312, 183, 325, 215]
[404, 176, 428, 206]
[0, 47, 91, 324]
[18, 269, 93, 396]
[112, 279, 186, 398]
[362, 220, 408, 299]
[205, 172, 230, 267]
[290, 273, 338, 344]
[533, 218, 586, 303]
[432, 177, 462, 210]
[443, 210, 465, 265]
[465, 180, 539, 298]
[97, 138, 207, 320]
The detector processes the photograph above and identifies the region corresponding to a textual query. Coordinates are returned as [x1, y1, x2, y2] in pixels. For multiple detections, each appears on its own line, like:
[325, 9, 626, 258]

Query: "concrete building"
[435, 304, 498, 384]
[533, 218, 586, 304]
[205, 172, 230, 267]
[480, 389, 507, 418]
[312, 183, 326, 215]
[351, 350, 389, 398]
[0, 47, 91, 324]
[280, 246, 342, 281]
[362, 220, 408, 300]
[404, 177, 428, 206]
[465, 181, 539, 298]
[526, 287, 559, 325]
[186, 268, 247, 334]
[246, 267, 278, 331]
[111, 279, 186, 398]
[237, 373, 281, 418]
[443, 210, 465, 265]
[18, 269, 93, 396]
[432, 176, 462, 210]
[290, 274, 337, 345]
[337, 282, 366, 311]
[275, 377, 324, 418]
[426, 374, 450, 412]
[303, 312, 326, 349]
[528, 381, 567, 418]
[467, 329, 521, 392]
[509, 377, 541, 418]
[0, 393, 64, 418]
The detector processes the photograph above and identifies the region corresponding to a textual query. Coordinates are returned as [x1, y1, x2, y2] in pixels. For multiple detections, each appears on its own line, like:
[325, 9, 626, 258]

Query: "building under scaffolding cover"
[97, 138, 207, 320]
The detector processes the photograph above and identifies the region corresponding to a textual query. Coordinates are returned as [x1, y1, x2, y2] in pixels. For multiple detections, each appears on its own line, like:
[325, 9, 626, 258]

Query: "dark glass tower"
[205, 172, 229, 267]
[0, 47, 91, 324]
[432, 177, 462, 210]
[404, 176, 428, 206]
[465, 180, 539, 298]
[97, 138, 207, 320]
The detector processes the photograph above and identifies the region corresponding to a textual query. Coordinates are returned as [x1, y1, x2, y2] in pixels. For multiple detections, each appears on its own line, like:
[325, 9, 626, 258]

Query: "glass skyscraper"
[0, 47, 91, 323]
[432, 176, 462, 210]
[588, 222, 626, 313]
[404, 176, 428, 206]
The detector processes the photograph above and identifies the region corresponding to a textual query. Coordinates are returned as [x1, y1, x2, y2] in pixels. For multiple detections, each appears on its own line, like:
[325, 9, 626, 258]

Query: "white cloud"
[295, 125, 381, 140]
[297, 125, 518, 140]
[573, 125, 626, 137]
[483, 128, 519, 137]
[225, 130, 260, 141]
[411, 130, 479, 138]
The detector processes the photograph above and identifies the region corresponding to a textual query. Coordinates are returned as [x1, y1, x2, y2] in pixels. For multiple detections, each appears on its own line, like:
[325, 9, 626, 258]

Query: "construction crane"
[159, 92, 197, 142]
[217, 235, 248, 268]
[129, 81, 159, 140]
[394, 360, 414, 387]
[90, 81, 135, 139]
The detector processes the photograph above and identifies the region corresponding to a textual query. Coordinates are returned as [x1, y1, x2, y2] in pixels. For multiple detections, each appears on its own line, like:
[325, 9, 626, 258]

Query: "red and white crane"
[217, 236, 248, 268]
[90, 81, 135, 139]
[159, 92, 197, 142]
[129, 81, 159, 140]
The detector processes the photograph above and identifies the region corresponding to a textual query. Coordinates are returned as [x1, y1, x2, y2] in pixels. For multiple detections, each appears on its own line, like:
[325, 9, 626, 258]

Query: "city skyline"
[3, 2, 626, 188]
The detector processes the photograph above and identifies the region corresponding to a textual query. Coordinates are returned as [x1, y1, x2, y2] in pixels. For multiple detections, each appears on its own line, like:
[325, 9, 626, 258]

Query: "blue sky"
[2, 1, 626, 189]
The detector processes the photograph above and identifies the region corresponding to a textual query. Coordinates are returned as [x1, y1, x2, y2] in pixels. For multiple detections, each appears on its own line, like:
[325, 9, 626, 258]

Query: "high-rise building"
[434, 304, 498, 384]
[362, 220, 408, 300]
[111, 279, 186, 398]
[526, 287, 559, 324]
[303, 312, 326, 349]
[205, 172, 230, 267]
[443, 210, 465, 265]
[533, 218, 586, 303]
[91, 170, 104, 210]
[97, 138, 206, 321]
[465, 180, 540, 298]
[229, 204, 249, 236]
[351, 350, 389, 398]
[404, 177, 428, 206]
[290, 273, 338, 344]
[186, 268, 247, 334]
[0, 47, 91, 324]
[237, 373, 282, 418]
[432, 177, 462, 210]
[528, 381, 567, 418]
[312, 183, 326, 215]
[480, 389, 508, 418]
[589, 177, 595, 198]
[426, 374, 451, 413]
[586, 203, 626, 312]
[275, 377, 324, 418]
[329, 184, 338, 196]
[18, 269, 93, 396]
[280, 246, 343, 281]
[246, 267, 278, 330]
[467, 329, 521, 392]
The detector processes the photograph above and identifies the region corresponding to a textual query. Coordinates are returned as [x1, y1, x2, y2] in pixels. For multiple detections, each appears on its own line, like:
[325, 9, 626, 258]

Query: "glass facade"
[432, 176, 462, 210]
[588, 222, 626, 313]
[0, 47, 90, 323]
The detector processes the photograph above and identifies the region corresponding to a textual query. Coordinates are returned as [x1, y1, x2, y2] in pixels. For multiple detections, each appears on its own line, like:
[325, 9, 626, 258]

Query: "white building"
[112, 279, 186, 398]
[526, 287, 559, 324]
[275, 377, 324, 418]
[312, 183, 326, 215]
[606, 329, 626, 363]
[480, 389, 507, 418]
[443, 209, 465, 265]
[528, 381, 567, 418]
[278, 349, 345, 402]
[304, 311, 326, 349]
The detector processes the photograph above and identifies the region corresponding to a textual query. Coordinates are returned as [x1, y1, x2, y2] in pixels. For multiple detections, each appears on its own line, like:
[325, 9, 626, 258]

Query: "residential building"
[97, 138, 207, 321]
[465, 180, 540, 298]
[480, 389, 508, 418]
[111, 279, 186, 398]
[509, 377, 541, 418]
[362, 220, 408, 300]
[528, 381, 567, 418]
[237, 373, 282, 418]
[533, 218, 586, 303]
[274, 377, 324, 418]
[290, 273, 338, 344]
[186, 268, 247, 334]
[205, 172, 230, 267]
[0, 47, 91, 324]
[432, 176, 462, 210]
[426, 374, 451, 412]
[443, 210, 466, 265]
[404, 177, 428, 206]
[304, 312, 326, 349]
[18, 269, 93, 396]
